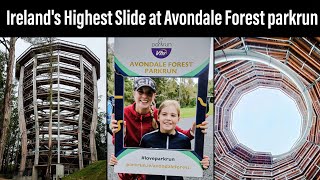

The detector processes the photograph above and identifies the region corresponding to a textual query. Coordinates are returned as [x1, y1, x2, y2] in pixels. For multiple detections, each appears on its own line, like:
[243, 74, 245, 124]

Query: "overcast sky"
[232, 88, 301, 155]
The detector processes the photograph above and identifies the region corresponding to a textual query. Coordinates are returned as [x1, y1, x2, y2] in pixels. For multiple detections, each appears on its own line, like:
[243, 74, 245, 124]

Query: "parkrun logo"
[151, 38, 172, 59]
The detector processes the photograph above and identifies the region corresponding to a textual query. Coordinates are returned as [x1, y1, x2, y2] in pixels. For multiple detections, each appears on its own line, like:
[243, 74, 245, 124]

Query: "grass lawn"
[63, 160, 106, 180]
[180, 103, 213, 118]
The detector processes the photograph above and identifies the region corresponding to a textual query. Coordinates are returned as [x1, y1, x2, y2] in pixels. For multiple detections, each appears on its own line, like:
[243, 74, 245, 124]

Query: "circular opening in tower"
[231, 87, 302, 156]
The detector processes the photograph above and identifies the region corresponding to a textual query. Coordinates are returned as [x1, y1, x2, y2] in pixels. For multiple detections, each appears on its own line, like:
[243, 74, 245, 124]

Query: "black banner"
[1, 7, 320, 36]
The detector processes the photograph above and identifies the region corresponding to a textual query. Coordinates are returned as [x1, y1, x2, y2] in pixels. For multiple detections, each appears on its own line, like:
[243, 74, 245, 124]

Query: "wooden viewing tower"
[15, 39, 100, 179]
[214, 37, 320, 179]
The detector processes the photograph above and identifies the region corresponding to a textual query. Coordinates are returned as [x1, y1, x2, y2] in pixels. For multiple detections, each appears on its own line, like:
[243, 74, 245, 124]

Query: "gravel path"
[107, 115, 214, 180]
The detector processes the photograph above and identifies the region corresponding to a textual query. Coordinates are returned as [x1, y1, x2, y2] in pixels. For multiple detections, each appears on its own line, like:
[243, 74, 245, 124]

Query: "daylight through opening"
[232, 87, 302, 156]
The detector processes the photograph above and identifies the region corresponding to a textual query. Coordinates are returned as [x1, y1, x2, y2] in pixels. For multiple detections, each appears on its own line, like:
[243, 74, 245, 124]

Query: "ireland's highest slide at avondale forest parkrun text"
[6, 9, 318, 30]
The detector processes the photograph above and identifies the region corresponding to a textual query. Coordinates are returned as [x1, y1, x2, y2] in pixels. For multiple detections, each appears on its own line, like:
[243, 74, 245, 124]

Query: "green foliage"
[0, 51, 7, 127]
[190, 97, 197, 107]
[107, 43, 114, 96]
[165, 78, 179, 99]
[95, 112, 106, 160]
[96, 95, 106, 160]
[179, 78, 197, 108]
[62, 160, 106, 180]
[22, 37, 57, 45]
[207, 102, 214, 115]
[1, 79, 20, 174]
[208, 78, 214, 97]
[154, 78, 174, 107]
[124, 77, 134, 106]
[3, 83, 20, 174]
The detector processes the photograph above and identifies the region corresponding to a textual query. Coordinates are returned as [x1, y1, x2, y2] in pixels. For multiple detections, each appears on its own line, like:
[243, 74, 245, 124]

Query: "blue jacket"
[139, 129, 191, 180]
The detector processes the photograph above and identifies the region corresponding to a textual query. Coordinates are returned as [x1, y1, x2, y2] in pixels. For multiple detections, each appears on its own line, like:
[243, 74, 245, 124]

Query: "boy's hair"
[158, 100, 181, 117]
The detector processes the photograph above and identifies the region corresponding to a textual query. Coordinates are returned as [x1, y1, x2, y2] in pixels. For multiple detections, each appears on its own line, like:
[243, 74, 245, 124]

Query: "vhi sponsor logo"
[151, 38, 172, 59]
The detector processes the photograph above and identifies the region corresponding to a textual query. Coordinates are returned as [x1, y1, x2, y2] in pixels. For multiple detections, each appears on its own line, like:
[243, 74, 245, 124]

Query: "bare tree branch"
[0, 37, 9, 51]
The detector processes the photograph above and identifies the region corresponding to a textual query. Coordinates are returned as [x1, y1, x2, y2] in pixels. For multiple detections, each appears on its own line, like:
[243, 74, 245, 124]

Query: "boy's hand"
[191, 119, 209, 135]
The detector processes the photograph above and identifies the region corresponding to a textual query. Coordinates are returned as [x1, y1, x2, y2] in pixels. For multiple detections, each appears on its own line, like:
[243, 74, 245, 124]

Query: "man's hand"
[200, 155, 210, 169]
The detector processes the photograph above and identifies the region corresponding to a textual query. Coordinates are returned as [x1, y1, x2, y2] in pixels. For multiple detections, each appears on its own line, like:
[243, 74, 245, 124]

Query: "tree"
[0, 37, 53, 177]
[179, 78, 197, 107]
[44, 38, 55, 180]
[107, 42, 114, 96]
[0, 51, 7, 135]
[2, 85, 19, 178]
[208, 78, 214, 103]
[165, 78, 179, 100]
[153, 77, 178, 107]
[124, 77, 134, 106]
[0, 37, 18, 172]
[95, 111, 106, 160]
[0, 50, 20, 178]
